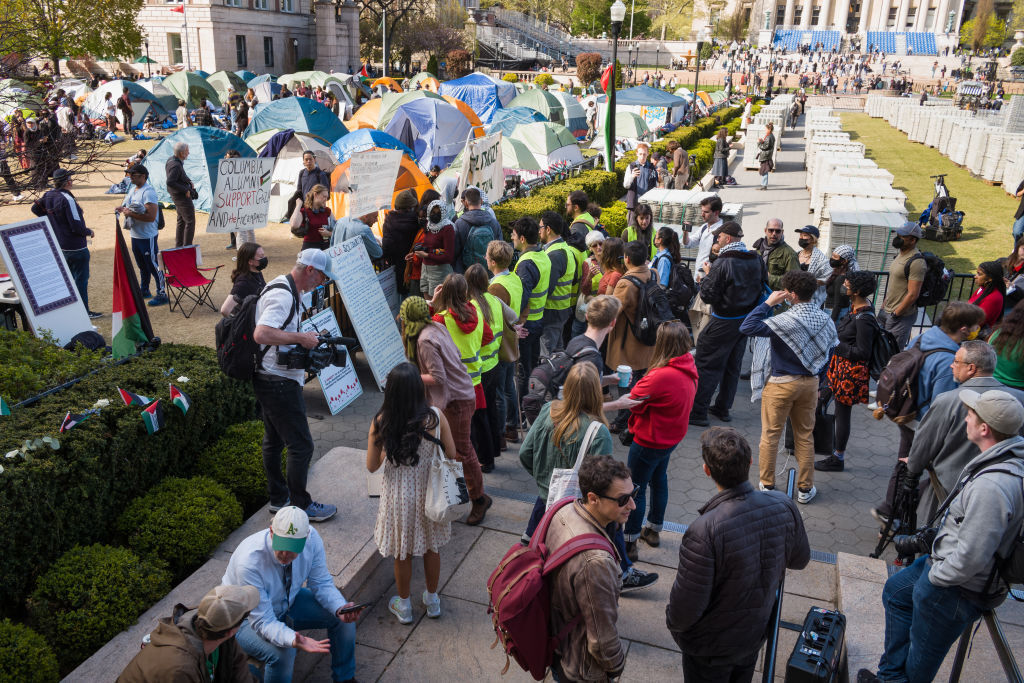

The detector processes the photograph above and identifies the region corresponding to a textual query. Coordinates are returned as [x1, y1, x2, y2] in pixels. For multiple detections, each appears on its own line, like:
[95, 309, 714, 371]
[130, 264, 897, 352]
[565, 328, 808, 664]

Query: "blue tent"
[614, 85, 688, 107]
[438, 73, 516, 124]
[242, 97, 348, 144]
[247, 74, 278, 87]
[235, 70, 258, 83]
[330, 129, 414, 165]
[193, 70, 210, 79]
[486, 106, 547, 137]
[380, 98, 474, 171]
[143, 126, 256, 212]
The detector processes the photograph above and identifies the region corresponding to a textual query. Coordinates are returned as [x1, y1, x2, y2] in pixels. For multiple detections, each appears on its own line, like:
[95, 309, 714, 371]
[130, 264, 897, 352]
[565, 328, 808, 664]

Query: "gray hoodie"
[929, 435, 1024, 598]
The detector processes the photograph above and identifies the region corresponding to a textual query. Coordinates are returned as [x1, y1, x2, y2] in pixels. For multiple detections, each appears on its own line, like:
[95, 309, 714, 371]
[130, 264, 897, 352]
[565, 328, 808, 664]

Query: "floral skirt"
[827, 354, 869, 406]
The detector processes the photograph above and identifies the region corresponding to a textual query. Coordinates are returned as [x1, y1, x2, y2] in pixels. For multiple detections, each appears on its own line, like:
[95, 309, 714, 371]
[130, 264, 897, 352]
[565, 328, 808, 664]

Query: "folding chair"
[159, 245, 222, 318]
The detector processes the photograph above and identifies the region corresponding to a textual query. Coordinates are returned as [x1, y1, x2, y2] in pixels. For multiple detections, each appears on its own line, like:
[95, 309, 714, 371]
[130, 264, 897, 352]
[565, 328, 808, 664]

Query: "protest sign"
[328, 237, 405, 390]
[300, 308, 363, 414]
[206, 157, 275, 233]
[349, 149, 403, 217]
[457, 132, 504, 204]
[377, 266, 401, 319]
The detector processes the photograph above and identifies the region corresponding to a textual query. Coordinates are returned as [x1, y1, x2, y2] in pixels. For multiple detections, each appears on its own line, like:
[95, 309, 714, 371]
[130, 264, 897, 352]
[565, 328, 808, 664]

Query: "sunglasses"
[766, 229, 783, 234]
[596, 485, 640, 507]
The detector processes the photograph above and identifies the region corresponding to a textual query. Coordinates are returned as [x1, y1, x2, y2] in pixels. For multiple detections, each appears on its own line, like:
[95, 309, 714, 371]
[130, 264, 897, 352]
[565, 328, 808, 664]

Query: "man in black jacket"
[165, 142, 196, 247]
[690, 221, 768, 426]
[667, 427, 809, 681]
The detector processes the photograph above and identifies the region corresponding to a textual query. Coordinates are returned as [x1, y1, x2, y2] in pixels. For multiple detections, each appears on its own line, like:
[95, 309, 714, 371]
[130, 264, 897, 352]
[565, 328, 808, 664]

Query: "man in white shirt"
[116, 164, 167, 306]
[688, 195, 723, 340]
[252, 249, 338, 523]
[224, 506, 363, 683]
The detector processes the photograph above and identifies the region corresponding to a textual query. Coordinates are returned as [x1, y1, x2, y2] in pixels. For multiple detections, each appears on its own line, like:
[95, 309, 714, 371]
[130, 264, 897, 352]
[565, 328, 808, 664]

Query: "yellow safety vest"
[474, 293, 503, 373]
[515, 248, 551, 322]
[492, 271, 523, 320]
[543, 238, 578, 312]
[439, 308, 484, 386]
[624, 225, 657, 260]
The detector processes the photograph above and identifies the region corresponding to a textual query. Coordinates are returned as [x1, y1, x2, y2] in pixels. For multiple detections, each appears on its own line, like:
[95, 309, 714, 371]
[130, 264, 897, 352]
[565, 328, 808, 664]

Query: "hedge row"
[0, 334, 256, 615]
[492, 170, 619, 238]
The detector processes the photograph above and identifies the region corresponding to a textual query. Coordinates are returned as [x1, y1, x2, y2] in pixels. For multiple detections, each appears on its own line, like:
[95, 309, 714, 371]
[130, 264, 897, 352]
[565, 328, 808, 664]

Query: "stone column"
[784, 0, 796, 26]
[858, 0, 872, 33]
[912, 0, 928, 30]
[315, 1, 338, 70]
[873, 0, 889, 30]
[800, 0, 813, 27]
[818, 0, 833, 27]
[934, 0, 950, 32]
[895, 0, 910, 29]
[836, 0, 851, 33]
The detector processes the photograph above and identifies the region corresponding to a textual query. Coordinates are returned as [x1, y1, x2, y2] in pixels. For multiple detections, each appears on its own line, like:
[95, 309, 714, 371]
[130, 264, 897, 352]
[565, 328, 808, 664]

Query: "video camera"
[278, 336, 357, 374]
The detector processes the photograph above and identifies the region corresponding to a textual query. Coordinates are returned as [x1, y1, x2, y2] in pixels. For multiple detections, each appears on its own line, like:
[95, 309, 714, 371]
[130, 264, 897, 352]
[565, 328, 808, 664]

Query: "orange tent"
[441, 95, 486, 138]
[371, 77, 403, 92]
[328, 154, 434, 236]
[345, 98, 382, 130]
[417, 77, 441, 93]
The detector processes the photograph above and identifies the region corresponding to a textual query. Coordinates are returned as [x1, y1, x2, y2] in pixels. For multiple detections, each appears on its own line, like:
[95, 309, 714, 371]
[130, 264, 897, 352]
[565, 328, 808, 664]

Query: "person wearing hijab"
[413, 200, 456, 298]
[825, 244, 860, 322]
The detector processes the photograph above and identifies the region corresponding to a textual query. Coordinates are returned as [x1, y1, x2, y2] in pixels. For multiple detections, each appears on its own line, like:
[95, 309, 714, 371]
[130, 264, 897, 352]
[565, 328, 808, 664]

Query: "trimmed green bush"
[0, 343, 255, 614]
[600, 201, 628, 237]
[119, 476, 242, 578]
[0, 619, 59, 682]
[534, 73, 555, 87]
[28, 545, 170, 673]
[501, 72, 519, 83]
[1014, 48, 1024, 67]
[296, 57, 315, 71]
[0, 330, 104, 404]
[198, 420, 277, 513]
[493, 170, 618, 237]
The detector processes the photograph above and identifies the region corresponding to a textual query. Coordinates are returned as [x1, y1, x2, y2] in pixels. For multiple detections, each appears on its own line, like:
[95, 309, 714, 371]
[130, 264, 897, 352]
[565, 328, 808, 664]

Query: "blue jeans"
[1013, 214, 1024, 240]
[624, 441, 676, 541]
[236, 588, 356, 683]
[63, 248, 91, 312]
[495, 360, 518, 430]
[877, 556, 983, 683]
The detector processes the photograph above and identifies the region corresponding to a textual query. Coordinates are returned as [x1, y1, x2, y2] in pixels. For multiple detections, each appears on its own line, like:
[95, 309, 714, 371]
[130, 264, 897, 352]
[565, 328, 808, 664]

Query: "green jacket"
[752, 238, 800, 290]
[519, 403, 613, 500]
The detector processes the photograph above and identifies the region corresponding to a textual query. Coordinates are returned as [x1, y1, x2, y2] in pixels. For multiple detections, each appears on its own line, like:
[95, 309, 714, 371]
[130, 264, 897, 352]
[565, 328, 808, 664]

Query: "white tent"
[245, 129, 337, 222]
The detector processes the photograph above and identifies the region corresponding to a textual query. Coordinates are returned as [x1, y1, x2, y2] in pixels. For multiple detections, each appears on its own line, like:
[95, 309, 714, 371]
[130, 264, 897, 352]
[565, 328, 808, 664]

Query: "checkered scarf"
[763, 302, 837, 374]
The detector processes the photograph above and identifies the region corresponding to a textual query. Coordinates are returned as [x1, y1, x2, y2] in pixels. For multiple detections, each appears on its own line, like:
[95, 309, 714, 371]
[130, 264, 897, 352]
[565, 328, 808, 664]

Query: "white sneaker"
[759, 482, 775, 492]
[11, 194, 22, 202]
[422, 591, 441, 618]
[388, 596, 413, 624]
[797, 486, 818, 504]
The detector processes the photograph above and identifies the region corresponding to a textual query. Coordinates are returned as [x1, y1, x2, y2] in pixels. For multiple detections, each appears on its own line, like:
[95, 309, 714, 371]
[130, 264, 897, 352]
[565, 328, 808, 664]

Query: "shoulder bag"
[425, 408, 471, 523]
[546, 420, 603, 509]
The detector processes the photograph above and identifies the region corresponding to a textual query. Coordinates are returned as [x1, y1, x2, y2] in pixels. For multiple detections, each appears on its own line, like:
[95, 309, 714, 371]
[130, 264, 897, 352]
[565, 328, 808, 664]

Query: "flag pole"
[381, 7, 387, 78]
[182, 3, 192, 71]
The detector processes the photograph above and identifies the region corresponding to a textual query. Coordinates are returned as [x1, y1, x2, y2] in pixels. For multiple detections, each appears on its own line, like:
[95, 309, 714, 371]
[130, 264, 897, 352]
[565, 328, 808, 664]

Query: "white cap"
[297, 249, 330, 277]
[271, 506, 310, 553]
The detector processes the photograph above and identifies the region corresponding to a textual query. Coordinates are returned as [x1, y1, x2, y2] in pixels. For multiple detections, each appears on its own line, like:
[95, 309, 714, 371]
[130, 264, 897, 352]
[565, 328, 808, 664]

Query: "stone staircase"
[894, 33, 907, 56]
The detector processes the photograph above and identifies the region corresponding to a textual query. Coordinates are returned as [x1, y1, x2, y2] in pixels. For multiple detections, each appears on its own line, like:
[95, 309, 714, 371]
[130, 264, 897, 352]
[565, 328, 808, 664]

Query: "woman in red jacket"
[969, 261, 1006, 333]
[623, 321, 698, 562]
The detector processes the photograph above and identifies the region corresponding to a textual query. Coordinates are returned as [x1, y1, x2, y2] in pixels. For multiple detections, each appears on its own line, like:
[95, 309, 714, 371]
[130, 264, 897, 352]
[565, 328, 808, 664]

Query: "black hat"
[127, 164, 149, 177]
[52, 168, 72, 185]
[713, 221, 743, 238]
[796, 225, 820, 238]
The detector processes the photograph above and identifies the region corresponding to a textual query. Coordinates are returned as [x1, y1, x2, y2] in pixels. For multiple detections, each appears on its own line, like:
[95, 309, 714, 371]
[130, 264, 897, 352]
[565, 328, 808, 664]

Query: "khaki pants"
[759, 376, 817, 491]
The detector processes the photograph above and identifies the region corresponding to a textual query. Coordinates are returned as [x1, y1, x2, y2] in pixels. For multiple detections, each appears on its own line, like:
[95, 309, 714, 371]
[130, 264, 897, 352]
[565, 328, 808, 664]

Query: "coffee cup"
[616, 365, 632, 388]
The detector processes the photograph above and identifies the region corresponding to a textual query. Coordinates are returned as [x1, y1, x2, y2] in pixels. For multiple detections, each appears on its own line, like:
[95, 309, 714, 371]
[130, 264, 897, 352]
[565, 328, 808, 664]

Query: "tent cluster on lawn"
[250, 129, 337, 222]
[83, 80, 174, 129]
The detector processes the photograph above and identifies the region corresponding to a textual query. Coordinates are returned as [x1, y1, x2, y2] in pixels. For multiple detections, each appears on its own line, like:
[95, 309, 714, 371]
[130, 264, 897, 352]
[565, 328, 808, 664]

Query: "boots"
[466, 494, 493, 526]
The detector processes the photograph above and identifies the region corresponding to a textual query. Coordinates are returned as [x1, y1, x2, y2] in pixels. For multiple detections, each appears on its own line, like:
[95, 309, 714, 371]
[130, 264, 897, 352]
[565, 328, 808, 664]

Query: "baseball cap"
[297, 249, 330, 278]
[271, 505, 310, 553]
[126, 163, 149, 177]
[959, 389, 1024, 435]
[796, 225, 820, 238]
[195, 585, 259, 633]
[713, 221, 743, 238]
[896, 222, 923, 239]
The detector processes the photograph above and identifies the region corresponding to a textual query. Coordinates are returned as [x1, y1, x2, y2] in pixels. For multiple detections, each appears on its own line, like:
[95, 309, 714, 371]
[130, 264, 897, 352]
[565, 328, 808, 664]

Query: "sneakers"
[422, 591, 441, 618]
[621, 567, 659, 593]
[480, 462, 494, 473]
[814, 454, 845, 472]
[389, 596, 413, 624]
[624, 540, 639, 563]
[797, 486, 817, 504]
[147, 294, 168, 307]
[639, 527, 660, 548]
[708, 406, 732, 422]
[466, 494, 492, 526]
[758, 482, 775, 491]
[12, 194, 23, 202]
[268, 499, 290, 513]
[87, 310, 103, 319]
[140, 290, 153, 299]
[305, 501, 337, 522]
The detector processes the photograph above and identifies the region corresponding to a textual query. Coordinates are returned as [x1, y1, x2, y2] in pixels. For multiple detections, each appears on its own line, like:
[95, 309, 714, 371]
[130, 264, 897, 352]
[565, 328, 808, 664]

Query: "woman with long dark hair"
[969, 260, 1006, 331]
[219, 241, 266, 317]
[1003, 236, 1024, 311]
[992, 301, 1024, 389]
[367, 362, 456, 624]
[711, 127, 730, 187]
[825, 244, 859, 321]
[652, 227, 681, 287]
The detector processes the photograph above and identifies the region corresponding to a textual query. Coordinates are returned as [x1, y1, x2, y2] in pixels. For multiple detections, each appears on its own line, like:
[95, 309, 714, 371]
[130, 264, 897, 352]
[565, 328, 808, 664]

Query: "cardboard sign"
[348, 149, 403, 217]
[0, 217, 91, 346]
[376, 266, 401, 320]
[457, 132, 504, 204]
[206, 157, 275, 233]
[299, 308, 363, 415]
[328, 237, 405, 390]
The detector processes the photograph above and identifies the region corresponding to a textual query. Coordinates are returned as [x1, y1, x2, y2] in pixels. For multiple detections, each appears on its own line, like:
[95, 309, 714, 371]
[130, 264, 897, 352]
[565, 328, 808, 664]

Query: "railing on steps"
[762, 468, 798, 681]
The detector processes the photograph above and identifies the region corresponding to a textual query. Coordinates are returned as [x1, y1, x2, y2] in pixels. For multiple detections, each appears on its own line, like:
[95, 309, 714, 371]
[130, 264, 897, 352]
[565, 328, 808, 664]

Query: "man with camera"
[859, 389, 1024, 683]
[252, 249, 337, 522]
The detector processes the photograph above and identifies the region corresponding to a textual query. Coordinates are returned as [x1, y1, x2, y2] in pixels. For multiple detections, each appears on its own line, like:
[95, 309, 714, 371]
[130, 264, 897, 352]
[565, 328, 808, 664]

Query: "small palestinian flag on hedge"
[118, 387, 152, 406]
[60, 411, 91, 433]
[141, 400, 165, 435]
[0, 396, 10, 416]
[169, 384, 190, 415]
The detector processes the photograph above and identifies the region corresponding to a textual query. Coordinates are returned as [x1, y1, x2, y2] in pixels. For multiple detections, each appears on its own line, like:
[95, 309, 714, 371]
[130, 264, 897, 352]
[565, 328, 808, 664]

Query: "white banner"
[206, 157, 275, 234]
[349, 149, 403, 217]
[299, 308, 363, 415]
[457, 132, 504, 205]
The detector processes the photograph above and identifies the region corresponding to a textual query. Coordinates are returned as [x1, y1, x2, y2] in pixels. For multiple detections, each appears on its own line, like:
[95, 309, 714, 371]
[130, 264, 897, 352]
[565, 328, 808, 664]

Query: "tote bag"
[425, 409, 471, 523]
[546, 420, 603, 509]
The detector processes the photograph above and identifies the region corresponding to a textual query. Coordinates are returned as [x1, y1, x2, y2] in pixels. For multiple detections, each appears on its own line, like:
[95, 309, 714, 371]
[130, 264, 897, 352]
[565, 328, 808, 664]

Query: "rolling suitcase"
[785, 606, 846, 682]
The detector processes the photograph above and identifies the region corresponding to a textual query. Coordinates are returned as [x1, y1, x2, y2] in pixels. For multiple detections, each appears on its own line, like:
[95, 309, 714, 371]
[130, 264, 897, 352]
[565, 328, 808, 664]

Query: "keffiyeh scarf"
[763, 302, 838, 375]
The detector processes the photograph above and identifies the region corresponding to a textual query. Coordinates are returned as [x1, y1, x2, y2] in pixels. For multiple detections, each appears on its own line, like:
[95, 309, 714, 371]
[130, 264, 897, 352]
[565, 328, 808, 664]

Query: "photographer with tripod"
[252, 249, 339, 523]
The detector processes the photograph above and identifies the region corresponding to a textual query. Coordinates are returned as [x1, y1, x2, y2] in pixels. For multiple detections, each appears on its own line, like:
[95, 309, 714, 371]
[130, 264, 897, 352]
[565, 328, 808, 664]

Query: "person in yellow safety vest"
[622, 203, 657, 260]
[466, 263, 521, 469]
[539, 211, 578, 356]
[486, 240, 526, 444]
[511, 216, 550, 402]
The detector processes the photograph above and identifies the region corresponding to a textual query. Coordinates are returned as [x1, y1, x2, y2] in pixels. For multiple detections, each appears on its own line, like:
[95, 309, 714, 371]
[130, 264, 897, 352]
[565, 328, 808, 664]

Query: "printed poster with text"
[300, 308, 362, 414]
[206, 157, 275, 233]
[349, 149, 403, 217]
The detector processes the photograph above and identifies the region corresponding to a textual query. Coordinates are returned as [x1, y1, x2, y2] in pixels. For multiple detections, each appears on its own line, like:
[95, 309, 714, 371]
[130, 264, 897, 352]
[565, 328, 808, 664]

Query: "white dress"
[373, 408, 452, 560]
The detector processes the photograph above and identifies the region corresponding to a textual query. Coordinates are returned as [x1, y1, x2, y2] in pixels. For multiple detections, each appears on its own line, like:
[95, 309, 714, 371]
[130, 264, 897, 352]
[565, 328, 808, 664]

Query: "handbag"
[291, 210, 310, 238]
[546, 420, 603, 509]
[425, 409, 471, 523]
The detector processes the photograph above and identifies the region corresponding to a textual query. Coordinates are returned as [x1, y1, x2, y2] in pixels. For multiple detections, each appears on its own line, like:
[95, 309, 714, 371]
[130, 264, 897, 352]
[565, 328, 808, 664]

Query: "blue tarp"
[143, 126, 256, 212]
[438, 73, 516, 124]
[614, 85, 688, 107]
[485, 106, 547, 137]
[242, 97, 348, 144]
[330, 129, 414, 165]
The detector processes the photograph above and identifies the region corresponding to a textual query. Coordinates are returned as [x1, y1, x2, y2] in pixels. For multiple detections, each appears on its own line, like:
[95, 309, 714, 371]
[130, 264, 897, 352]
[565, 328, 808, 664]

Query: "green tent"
[376, 90, 445, 129]
[407, 72, 438, 87]
[163, 71, 221, 108]
[614, 111, 651, 139]
[206, 70, 247, 102]
[447, 135, 541, 172]
[507, 89, 565, 126]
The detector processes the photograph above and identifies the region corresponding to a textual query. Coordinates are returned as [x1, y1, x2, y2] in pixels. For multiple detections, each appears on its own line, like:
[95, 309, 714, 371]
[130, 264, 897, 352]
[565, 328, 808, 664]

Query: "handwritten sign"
[457, 132, 504, 204]
[376, 267, 401, 319]
[206, 157, 275, 234]
[348, 149, 403, 217]
[328, 237, 406, 390]
[300, 308, 362, 415]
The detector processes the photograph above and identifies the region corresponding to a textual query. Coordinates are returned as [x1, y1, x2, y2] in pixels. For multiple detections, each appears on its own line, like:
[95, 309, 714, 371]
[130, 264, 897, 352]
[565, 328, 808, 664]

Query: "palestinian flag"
[111, 223, 154, 359]
[359, 63, 370, 83]
[169, 384, 190, 415]
[0, 397, 10, 416]
[60, 411, 91, 433]
[141, 400, 165, 435]
[118, 387, 152, 406]
[601, 63, 615, 172]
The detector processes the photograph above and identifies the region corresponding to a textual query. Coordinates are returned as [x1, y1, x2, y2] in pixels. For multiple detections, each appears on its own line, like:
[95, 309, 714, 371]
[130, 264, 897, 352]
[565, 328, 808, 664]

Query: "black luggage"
[785, 606, 846, 682]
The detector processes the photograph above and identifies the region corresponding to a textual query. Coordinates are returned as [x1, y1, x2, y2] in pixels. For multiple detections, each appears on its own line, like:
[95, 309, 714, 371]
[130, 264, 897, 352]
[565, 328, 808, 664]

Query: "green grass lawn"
[839, 112, 1017, 274]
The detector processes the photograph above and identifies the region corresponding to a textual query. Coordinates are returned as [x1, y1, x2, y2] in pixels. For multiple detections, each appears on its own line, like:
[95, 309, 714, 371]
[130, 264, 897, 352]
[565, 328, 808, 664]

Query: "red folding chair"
[160, 245, 222, 318]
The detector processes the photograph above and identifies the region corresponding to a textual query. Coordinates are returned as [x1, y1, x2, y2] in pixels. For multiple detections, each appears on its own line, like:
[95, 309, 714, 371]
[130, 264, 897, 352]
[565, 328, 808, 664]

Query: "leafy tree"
[447, 49, 472, 78]
[358, 0, 425, 75]
[716, 4, 748, 43]
[571, 0, 651, 37]
[960, 0, 1005, 50]
[1013, 47, 1024, 65]
[575, 52, 603, 86]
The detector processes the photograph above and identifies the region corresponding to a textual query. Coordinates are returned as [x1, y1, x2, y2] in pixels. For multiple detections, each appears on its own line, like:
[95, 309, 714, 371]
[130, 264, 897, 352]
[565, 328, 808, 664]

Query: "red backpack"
[486, 497, 615, 680]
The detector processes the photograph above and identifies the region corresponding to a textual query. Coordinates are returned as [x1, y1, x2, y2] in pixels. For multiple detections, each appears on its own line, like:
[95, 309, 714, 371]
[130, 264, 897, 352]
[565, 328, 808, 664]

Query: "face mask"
[798, 238, 811, 248]
[829, 257, 844, 268]
[256, 257, 268, 271]
[430, 210, 441, 224]
[966, 328, 980, 341]
[709, 252, 718, 263]
[892, 236, 905, 249]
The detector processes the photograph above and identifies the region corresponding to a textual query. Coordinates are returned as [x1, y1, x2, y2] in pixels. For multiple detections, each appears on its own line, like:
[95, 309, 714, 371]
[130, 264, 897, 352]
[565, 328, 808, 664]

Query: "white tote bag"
[425, 409, 471, 523]
[546, 420, 603, 510]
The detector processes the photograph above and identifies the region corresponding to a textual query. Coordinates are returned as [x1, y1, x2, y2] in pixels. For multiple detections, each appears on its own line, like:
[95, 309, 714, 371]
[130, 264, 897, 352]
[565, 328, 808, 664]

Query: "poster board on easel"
[0, 217, 91, 346]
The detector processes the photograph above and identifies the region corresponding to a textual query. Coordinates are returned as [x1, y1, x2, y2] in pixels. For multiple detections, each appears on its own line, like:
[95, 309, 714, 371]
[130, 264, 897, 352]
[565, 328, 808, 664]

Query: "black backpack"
[904, 252, 951, 307]
[215, 276, 298, 380]
[621, 272, 676, 347]
[521, 348, 599, 425]
[872, 338, 946, 424]
[858, 311, 901, 380]
[654, 254, 696, 319]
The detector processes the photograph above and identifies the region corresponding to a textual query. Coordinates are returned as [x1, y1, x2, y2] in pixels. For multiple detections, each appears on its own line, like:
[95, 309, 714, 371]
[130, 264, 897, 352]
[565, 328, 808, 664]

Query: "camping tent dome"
[243, 97, 348, 145]
[485, 106, 547, 137]
[548, 91, 588, 139]
[508, 121, 583, 168]
[376, 90, 445, 130]
[206, 70, 247, 103]
[247, 74, 277, 87]
[136, 79, 179, 112]
[380, 98, 474, 172]
[83, 80, 172, 128]
[248, 129, 336, 222]
[163, 71, 222, 108]
[143, 126, 256, 212]
[330, 129, 414, 165]
[328, 153, 433, 221]
[438, 72, 516, 124]
[235, 70, 258, 84]
[507, 89, 565, 126]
